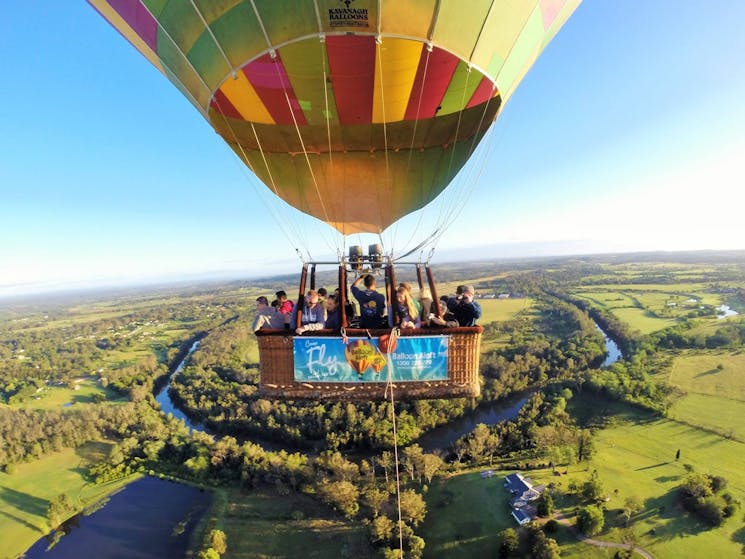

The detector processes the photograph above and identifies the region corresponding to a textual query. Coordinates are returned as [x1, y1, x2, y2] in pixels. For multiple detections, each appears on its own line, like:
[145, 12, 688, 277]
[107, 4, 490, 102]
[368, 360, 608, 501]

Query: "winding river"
[157, 321, 623, 452]
[24, 320, 623, 557]
[155, 341, 203, 431]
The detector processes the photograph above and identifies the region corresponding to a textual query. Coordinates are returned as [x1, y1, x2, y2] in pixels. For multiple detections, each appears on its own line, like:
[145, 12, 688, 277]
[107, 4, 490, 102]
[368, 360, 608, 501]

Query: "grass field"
[660, 350, 745, 441]
[574, 292, 677, 334]
[0, 442, 138, 559]
[584, 409, 745, 559]
[421, 470, 517, 558]
[420, 468, 570, 558]
[611, 307, 677, 334]
[562, 389, 745, 558]
[478, 298, 532, 325]
[219, 487, 375, 559]
[667, 351, 745, 400]
[9, 378, 125, 411]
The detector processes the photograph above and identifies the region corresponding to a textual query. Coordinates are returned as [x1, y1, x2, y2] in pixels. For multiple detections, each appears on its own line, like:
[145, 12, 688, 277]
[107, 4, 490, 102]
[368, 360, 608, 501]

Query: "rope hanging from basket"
[379, 327, 404, 557]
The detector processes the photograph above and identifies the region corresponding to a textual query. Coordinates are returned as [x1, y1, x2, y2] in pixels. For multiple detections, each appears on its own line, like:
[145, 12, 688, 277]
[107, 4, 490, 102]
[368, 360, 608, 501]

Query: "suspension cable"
[383, 327, 404, 558]
[392, 41, 434, 259]
[375, 35, 392, 238]
[187, 2, 313, 260]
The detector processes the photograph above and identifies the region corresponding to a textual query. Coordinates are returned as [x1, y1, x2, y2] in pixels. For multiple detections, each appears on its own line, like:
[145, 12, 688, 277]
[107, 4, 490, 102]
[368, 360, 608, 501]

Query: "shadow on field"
[640, 490, 709, 541]
[0, 487, 48, 517]
[635, 462, 669, 471]
[654, 475, 681, 483]
[695, 368, 721, 378]
[0, 509, 44, 533]
[732, 526, 745, 554]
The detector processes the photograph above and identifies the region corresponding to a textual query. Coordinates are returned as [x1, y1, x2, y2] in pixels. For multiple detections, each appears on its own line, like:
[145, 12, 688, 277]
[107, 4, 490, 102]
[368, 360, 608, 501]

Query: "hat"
[463, 285, 475, 295]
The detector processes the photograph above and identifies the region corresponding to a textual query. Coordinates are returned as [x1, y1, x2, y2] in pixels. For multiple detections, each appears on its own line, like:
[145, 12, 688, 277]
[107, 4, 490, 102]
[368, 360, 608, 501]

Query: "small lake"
[717, 304, 739, 319]
[23, 477, 211, 559]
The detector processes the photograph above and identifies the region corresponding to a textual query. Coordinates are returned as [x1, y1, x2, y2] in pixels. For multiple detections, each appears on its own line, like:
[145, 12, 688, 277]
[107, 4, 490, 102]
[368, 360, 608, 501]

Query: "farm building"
[504, 473, 543, 525]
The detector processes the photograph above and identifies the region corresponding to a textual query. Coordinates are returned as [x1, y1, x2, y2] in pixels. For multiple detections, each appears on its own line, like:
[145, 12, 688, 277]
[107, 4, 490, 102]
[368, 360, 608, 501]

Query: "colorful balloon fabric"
[90, 0, 580, 234]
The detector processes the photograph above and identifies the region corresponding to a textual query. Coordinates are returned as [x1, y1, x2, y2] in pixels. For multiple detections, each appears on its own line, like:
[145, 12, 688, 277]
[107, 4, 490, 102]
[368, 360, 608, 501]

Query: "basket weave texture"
[256, 327, 482, 400]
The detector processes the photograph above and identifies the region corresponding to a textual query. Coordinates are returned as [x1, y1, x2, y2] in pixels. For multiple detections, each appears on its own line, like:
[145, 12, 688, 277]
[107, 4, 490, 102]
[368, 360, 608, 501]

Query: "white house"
[504, 473, 543, 525]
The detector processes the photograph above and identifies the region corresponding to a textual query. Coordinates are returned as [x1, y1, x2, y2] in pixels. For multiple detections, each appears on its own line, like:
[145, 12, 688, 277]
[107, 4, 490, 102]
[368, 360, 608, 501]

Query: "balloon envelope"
[90, 0, 580, 234]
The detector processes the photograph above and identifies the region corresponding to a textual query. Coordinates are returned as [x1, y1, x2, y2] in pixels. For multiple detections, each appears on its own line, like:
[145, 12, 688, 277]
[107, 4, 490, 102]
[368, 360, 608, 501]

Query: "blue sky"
[2, 2, 744, 297]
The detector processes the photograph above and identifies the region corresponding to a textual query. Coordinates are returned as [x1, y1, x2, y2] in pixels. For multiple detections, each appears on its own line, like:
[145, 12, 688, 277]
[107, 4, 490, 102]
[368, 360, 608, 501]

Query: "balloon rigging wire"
[155, 0, 311, 260]
[320, 37, 343, 256]
[188, 0, 320, 260]
[189, 1, 234, 78]
[437, 87, 499, 230]
[423, 77, 498, 256]
[383, 327, 405, 558]
[393, 43, 434, 259]
[375, 38, 392, 242]
[136, 2, 211, 119]
[429, 116, 504, 254]
[250, 5, 338, 259]
[213, 104, 311, 262]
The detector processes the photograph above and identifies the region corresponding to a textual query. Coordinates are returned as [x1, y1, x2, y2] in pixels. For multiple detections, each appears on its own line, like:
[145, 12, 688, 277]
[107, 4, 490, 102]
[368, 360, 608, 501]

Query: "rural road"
[553, 513, 655, 559]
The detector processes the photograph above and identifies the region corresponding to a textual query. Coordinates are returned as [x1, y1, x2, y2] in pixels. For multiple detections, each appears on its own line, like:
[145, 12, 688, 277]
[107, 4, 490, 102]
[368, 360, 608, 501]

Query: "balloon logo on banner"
[344, 340, 379, 377]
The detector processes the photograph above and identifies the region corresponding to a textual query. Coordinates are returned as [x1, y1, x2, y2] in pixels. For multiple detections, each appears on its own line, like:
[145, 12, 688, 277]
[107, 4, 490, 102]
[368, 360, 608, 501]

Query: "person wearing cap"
[447, 285, 482, 326]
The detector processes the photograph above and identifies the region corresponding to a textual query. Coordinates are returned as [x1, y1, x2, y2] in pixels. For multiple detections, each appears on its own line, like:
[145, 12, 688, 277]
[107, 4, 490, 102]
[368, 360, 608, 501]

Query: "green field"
[667, 351, 745, 400]
[661, 350, 745, 441]
[421, 470, 516, 558]
[420, 468, 571, 558]
[668, 393, 745, 441]
[8, 378, 124, 411]
[610, 307, 677, 334]
[478, 298, 532, 325]
[574, 291, 677, 334]
[586, 410, 745, 559]
[219, 487, 375, 559]
[0, 443, 138, 559]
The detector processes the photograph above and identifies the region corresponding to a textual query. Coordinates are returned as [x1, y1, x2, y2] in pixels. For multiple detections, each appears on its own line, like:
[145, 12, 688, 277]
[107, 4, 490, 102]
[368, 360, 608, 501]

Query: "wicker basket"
[256, 327, 482, 400]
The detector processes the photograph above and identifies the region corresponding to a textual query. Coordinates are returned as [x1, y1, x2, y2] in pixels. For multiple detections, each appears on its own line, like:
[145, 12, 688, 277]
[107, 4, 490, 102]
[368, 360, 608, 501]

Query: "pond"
[717, 304, 739, 319]
[23, 477, 211, 559]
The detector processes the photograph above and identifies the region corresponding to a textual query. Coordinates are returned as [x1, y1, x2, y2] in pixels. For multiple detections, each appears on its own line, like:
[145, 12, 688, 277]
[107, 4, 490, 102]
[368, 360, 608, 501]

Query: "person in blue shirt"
[448, 285, 482, 326]
[351, 274, 386, 328]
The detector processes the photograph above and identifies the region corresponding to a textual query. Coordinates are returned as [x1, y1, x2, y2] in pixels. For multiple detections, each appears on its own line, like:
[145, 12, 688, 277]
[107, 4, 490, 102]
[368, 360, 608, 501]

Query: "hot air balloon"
[89, 0, 581, 399]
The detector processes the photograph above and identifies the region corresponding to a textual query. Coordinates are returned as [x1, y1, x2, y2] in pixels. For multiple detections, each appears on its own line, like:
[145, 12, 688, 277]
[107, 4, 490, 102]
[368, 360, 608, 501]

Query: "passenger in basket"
[418, 287, 434, 327]
[293, 290, 325, 334]
[252, 296, 285, 331]
[275, 290, 294, 328]
[427, 298, 459, 328]
[351, 274, 386, 328]
[447, 285, 482, 326]
[296, 293, 341, 334]
[390, 285, 421, 329]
